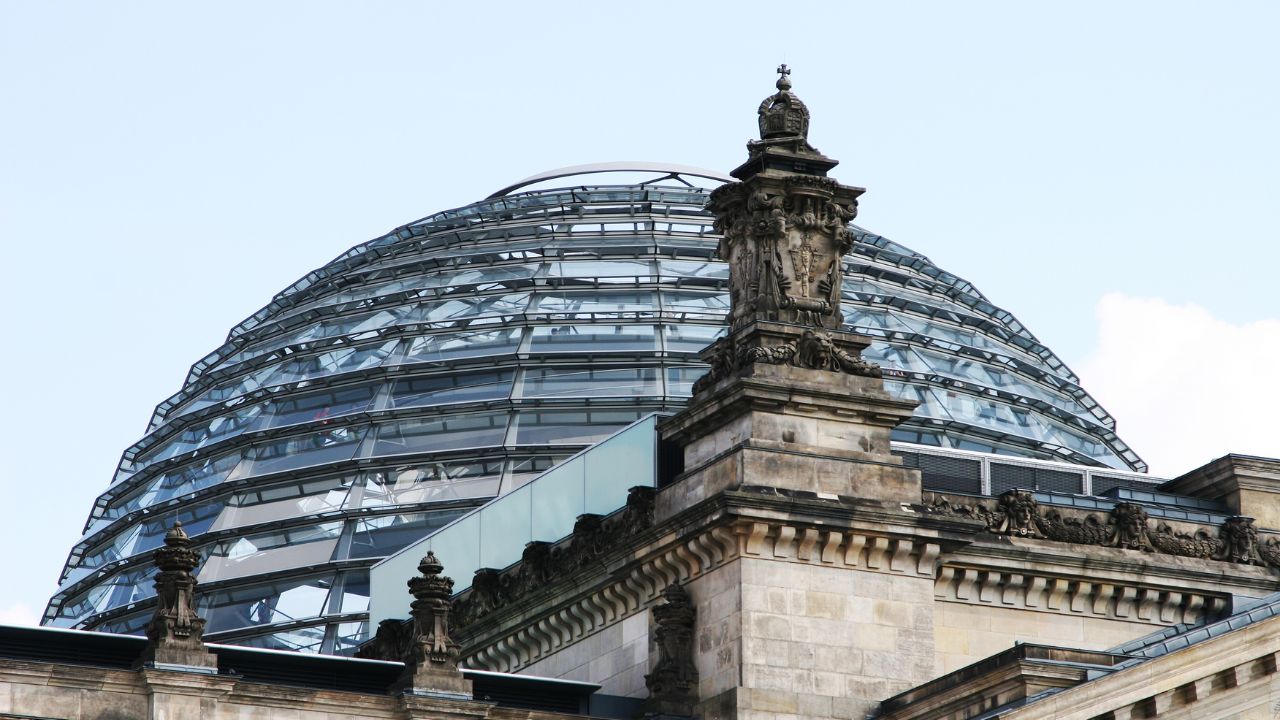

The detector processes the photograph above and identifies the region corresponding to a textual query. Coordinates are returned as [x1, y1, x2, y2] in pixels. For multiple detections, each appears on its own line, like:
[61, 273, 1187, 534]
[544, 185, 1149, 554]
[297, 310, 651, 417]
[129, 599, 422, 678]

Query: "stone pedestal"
[141, 668, 234, 720]
[659, 321, 919, 518]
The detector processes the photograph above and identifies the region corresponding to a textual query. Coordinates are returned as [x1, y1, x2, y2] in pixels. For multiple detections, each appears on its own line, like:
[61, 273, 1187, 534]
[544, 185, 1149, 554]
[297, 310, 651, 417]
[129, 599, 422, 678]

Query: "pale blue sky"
[1, 2, 1277, 624]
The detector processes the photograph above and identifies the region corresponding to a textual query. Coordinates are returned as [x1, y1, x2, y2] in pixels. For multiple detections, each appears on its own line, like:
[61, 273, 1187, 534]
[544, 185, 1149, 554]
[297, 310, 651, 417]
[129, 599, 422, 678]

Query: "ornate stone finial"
[140, 521, 217, 668]
[691, 69, 884, 393]
[643, 583, 699, 717]
[417, 550, 444, 579]
[398, 551, 472, 696]
[758, 64, 810, 140]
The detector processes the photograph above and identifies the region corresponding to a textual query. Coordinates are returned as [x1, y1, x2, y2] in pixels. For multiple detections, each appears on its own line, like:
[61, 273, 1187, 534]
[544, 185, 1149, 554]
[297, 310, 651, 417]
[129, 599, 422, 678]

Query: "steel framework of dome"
[45, 164, 1145, 654]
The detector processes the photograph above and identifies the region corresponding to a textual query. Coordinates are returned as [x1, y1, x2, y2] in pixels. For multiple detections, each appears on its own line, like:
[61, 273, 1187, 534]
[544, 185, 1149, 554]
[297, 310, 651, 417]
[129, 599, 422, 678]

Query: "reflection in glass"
[201, 575, 334, 634]
[514, 409, 643, 446]
[521, 367, 659, 399]
[347, 510, 468, 559]
[267, 383, 379, 429]
[333, 621, 371, 656]
[338, 572, 371, 613]
[666, 366, 707, 397]
[362, 463, 502, 507]
[389, 370, 514, 409]
[402, 328, 522, 365]
[529, 324, 657, 353]
[200, 522, 343, 583]
[237, 625, 326, 653]
[535, 291, 658, 316]
[212, 475, 356, 531]
[371, 413, 507, 457]
[664, 324, 724, 353]
[244, 426, 368, 478]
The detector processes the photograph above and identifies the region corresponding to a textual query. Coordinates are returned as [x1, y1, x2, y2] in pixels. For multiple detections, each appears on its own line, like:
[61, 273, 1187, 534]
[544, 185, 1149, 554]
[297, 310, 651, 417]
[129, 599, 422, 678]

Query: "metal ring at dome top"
[486, 162, 733, 199]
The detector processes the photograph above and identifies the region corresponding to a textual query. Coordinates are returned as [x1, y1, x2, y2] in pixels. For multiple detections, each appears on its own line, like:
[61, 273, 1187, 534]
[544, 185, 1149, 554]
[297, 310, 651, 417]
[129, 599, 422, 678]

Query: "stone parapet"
[1162, 454, 1280, 530]
[445, 478, 1280, 717]
[923, 489, 1280, 574]
[0, 653, 606, 720]
[990, 617, 1280, 720]
[878, 644, 1131, 720]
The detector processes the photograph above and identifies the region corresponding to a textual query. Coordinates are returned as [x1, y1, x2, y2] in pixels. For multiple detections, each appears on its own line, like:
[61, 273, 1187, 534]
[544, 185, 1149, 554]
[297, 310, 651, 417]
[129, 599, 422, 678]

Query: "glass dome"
[45, 164, 1144, 654]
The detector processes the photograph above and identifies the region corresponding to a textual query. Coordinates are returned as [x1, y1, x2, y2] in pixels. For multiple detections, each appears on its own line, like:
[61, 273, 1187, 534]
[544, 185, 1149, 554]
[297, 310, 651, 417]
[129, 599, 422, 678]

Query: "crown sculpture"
[694, 66, 879, 392]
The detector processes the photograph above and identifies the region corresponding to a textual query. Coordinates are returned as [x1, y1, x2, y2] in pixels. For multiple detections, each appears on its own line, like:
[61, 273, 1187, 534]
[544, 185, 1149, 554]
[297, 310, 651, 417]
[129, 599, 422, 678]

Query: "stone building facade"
[7, 69, 1280, 720]
[426, 69, 1280, 720]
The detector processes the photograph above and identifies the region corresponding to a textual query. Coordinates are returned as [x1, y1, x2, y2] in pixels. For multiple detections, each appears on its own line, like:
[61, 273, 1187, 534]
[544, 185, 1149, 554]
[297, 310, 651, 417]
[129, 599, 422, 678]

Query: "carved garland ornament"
[926, 490, 1280, 568]
[692, 329, 881, 394]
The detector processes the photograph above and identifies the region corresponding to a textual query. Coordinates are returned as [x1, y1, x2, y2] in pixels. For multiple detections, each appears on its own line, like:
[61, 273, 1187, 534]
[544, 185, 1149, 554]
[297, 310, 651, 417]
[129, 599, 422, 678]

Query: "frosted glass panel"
[369, 414, 660, 627]
[480, 483, 532, 569]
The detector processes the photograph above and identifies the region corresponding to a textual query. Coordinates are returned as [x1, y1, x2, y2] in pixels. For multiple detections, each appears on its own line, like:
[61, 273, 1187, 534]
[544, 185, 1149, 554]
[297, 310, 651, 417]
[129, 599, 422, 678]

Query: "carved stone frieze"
[1040, 510, 1110, 547]
[355, 618, 413, 662]
[991, 490, 1043, 538]
[705, 66, 869, 340]
[1106, 503, 1155, 551]
[924, 490, 1280, 571]
[1218, 516, 1261, 565]
[1148, 522, 1219, 559]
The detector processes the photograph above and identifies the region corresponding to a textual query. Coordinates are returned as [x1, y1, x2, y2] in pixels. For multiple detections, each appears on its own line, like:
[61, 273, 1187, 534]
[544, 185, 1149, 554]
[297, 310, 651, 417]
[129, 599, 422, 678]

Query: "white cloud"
[1077, 293, 1280, 478]
[0, 602, 38, 627]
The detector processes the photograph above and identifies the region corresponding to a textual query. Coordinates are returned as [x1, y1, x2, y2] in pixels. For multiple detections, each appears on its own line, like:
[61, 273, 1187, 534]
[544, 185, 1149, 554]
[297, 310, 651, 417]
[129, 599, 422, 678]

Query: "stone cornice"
[0, 660, 141, 695]
[948, 535, 1280, 596]
[224, 678, 400, 715]
[454, 491, 977, 673]
[140, 667, 236, 700]
[934, 563, 1226, 626]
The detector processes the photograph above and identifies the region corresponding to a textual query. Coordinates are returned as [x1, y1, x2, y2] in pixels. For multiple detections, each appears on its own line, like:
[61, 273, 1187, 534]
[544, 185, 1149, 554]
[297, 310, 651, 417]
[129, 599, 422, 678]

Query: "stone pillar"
[135, 521, 231, 718]
[658, 65, 919, 517]
[657, 68, 937, 720]
[395, 551, 474, 698]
